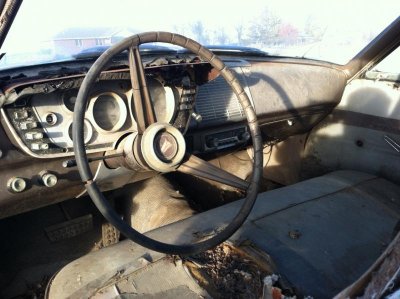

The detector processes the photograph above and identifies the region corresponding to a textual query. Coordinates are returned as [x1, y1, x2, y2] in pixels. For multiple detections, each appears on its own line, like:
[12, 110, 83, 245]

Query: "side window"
[366, 47, 400, 81]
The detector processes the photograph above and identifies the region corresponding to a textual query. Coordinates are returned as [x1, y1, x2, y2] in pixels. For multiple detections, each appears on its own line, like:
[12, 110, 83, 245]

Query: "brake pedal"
[102, 222, 120, 247]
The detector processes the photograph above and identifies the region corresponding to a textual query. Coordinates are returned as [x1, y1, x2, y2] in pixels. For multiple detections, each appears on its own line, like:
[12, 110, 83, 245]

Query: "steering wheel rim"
[73, 32, 263, 255]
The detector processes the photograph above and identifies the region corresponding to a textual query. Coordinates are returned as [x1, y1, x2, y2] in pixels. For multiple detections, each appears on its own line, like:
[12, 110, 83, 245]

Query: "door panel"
[303, 79, 400, 183]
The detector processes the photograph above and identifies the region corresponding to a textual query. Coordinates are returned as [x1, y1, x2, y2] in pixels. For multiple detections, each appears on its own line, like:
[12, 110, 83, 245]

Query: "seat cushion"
[245, 171, 400, 297]
[48, 171, 400, 299]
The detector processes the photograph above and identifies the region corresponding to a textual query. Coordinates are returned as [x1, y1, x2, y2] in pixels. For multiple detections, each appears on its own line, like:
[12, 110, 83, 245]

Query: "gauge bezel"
[163, 85, 177, 124]
[147, 78, 177, 124]
[61, 90, 79, 113]
[88, 92, 128, 134]
[65, 119, 93, 146]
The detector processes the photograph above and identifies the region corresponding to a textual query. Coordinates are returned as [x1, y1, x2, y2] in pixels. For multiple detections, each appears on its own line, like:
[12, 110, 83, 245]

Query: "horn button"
[140, 123, 186, 172]
[154, 131, 178, 162]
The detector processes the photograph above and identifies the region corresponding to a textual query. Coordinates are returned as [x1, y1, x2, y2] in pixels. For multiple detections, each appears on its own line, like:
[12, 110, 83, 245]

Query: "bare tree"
[191, 21, 209, 44]
[249, 8, 281, 45]
[213, 28, 229, 45]
[304, 16, 325, 42]
[235, 24, 245, 44]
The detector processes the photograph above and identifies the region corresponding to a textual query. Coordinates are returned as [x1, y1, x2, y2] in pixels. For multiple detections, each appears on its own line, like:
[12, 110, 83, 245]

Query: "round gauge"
[148, 78, 176, 123]
[67, 119, 93, 144]
[61, 90, 79, 112]
[91, 92, 127, 133]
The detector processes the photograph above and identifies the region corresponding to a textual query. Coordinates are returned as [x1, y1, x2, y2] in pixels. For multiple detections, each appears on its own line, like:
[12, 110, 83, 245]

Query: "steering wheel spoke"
[177, 155, 249, 190]
[128, 46, 156, 133]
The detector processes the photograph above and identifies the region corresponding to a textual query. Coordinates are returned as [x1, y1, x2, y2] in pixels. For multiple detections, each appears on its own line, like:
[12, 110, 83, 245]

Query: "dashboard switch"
[20, 121, 38, 130]
[14, 110, 29, 120]
[40, 172, 58, 187]
[25, 132, 44, 140]
[183, 88, 196, 95]
[7, 177, 27, 193]
[31, 143, 49, 151]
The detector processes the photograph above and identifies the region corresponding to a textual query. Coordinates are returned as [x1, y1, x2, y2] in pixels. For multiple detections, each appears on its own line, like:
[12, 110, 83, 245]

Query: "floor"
[0, 196, 104, 298]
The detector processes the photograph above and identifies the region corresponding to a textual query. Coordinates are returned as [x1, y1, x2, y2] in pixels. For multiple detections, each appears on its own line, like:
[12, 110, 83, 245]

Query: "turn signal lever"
[62, 152, 124, 168]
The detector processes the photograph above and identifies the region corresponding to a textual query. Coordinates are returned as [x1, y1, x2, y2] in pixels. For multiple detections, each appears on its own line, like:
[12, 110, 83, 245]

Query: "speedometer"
[90, 92, 127, 133]
[61, 90, 78, 112]
[148, 78, 176, 123]
[67, 119, 93, 144]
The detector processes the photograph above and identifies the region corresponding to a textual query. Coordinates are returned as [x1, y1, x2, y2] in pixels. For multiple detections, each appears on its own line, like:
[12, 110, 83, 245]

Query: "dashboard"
[1, 72, 193, 158]
[0, 56, 347, 219]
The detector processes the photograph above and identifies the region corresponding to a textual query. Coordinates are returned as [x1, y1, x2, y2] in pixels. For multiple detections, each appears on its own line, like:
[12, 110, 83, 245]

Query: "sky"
[0, 0, 399, 65]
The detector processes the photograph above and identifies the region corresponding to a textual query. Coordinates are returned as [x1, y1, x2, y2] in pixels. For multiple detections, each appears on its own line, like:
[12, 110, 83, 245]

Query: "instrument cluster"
[1, 78, 182, 158]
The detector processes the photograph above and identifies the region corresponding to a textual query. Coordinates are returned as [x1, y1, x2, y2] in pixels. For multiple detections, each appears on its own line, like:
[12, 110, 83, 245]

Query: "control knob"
[206, 137, 219, 148]
[40, 171, 58, 187]
[239, 131, 251, 142]
[7, 177, 27, 193]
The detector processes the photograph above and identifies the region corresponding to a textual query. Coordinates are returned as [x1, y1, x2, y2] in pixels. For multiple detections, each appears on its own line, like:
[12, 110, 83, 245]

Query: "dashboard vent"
[196, 69, 247, 124]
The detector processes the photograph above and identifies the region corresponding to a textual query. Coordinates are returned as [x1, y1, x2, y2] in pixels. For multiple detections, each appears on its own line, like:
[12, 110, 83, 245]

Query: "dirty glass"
[0, 0, 398, 70]
[373, 47, 400, 74]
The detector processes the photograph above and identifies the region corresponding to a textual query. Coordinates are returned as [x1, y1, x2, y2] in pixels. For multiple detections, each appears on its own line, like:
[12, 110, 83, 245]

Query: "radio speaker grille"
[196, 69, 248, 123]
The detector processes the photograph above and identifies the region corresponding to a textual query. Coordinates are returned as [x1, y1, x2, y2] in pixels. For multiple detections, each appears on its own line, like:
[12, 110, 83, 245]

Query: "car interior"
[0, 1, 399, 299]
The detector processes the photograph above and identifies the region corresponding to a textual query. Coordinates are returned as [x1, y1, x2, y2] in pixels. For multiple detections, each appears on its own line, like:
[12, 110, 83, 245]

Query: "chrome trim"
[0, 108, 108, 158]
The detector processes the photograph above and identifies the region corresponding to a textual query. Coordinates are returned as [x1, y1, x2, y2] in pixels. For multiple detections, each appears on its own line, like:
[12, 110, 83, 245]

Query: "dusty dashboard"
[0, 57, 344, 163]
[0, 61, 206, 219]
[1, 67, 199, 158]
[0, 60, 253, 158]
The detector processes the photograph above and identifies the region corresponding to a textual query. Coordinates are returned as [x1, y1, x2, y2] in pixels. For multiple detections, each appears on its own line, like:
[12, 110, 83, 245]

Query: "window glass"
[373, 47, 400, 74]
[0, 0, 398, 70]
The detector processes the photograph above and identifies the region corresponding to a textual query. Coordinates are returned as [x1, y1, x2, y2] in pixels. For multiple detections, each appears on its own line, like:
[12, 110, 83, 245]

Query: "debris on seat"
[262, 274, 279, 299]
[262, 274, 301, 299]
[184, 242, 297, 299]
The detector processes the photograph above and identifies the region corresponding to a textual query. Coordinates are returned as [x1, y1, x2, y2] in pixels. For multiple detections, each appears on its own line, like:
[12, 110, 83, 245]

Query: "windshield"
[0, 0, 398, 70]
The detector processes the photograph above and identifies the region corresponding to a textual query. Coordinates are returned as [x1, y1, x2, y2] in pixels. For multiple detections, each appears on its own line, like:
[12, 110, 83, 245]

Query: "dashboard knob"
[206, 137, 219, 148]
[191, 112, 202, 123]
[239, 131, 251, 142]
[7, 177, 27, 193]
[45, 113, 58, 126]
[40, 172, 58, 187]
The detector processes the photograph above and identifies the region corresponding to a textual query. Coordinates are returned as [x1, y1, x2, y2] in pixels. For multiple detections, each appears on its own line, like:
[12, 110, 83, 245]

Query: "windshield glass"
[0, 0, 398, 70]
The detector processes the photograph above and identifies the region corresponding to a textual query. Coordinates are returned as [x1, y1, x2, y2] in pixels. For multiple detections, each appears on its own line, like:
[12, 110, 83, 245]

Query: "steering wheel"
[73, 32, 263, 255]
